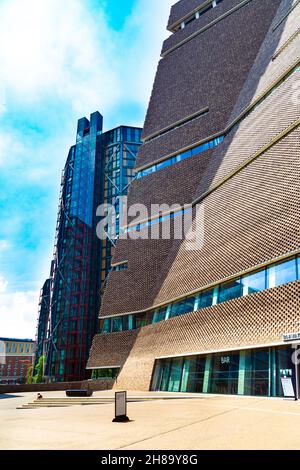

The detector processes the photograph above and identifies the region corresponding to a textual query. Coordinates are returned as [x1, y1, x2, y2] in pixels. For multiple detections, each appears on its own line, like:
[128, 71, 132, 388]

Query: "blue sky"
[0, 0, 173, 338]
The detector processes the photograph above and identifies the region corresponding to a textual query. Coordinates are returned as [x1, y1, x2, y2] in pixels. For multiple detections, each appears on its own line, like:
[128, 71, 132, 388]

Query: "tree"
[26, 364, 33, 384]
[33, 355, 45, 384]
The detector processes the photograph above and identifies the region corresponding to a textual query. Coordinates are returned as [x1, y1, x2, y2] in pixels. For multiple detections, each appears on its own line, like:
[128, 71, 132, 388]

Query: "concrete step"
[17, 394, 201, 409]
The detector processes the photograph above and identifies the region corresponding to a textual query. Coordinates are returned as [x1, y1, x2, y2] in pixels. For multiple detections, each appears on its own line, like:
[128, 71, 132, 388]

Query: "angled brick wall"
[91, 281, 300, 391]
[141, 0, 281, 148]
[91, 0, 300, 393]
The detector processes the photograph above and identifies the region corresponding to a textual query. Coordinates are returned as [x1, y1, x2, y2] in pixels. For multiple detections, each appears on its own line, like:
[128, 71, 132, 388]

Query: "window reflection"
[242, 269, 266, 295]
[273, 258, 297, 287]
[152, 346, 295, 398]
[219, 279, 242, 304]
[101, 255, 300, 335]
[198, 289, 214, 309]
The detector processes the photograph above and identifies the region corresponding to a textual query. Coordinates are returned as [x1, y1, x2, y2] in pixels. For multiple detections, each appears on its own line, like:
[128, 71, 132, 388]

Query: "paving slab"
[1, 391, 300, 450]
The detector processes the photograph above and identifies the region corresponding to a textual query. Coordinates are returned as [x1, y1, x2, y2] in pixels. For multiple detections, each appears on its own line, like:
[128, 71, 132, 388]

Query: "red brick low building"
[0, 338, 35, 385]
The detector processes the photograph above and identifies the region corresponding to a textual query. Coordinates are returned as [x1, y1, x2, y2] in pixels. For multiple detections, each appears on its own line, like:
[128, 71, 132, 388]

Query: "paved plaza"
[1, 391, 300, 450]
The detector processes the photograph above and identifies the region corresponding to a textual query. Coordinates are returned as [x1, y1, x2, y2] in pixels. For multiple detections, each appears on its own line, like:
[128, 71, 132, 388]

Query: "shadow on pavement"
[0, 394, 23, 400]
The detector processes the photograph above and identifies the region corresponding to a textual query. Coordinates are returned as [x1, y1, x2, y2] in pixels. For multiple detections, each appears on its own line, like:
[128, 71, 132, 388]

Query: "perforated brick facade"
[88, 0, 300, 394]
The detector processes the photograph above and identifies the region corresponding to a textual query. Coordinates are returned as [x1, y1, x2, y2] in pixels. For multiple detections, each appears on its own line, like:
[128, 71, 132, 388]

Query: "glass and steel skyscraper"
[35, 112, 142, 382]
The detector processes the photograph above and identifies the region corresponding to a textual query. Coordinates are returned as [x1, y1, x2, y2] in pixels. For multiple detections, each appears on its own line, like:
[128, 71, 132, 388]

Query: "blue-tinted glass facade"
[136, 136, 224, 179]
[34, 279, 51, 369]
[100, 254, 300, 335]
[35, 113, 142, 382]
[152, 345, 295, 398]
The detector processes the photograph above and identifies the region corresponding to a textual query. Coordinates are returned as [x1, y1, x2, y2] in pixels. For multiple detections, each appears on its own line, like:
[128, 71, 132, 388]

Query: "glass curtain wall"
[101, 254, 300, 335]
[152, 346, 295, 397]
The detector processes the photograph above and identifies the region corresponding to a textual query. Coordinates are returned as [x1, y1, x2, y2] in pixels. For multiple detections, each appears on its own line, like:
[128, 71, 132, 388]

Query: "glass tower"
[35, 112, 142, 382]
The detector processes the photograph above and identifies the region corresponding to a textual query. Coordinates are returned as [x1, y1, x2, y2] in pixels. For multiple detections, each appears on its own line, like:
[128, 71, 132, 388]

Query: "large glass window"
[219, 279, 243, 304]
[273, 257, 297, 288]
[168, 358, 184, 392]
[112, 317, 123, 333]
[169, 297, 196, 319]
[244, 349, 269, 397]
[198, 289, 214, 309]
[181, 356, 206, 393]
[160, 359, 172, 392]
[122, 316, 129, 331]
[135, 313, 149, 329]
[209, 352, 240, 395]
[151, 346, 296, 398]
[242, 269, 266, 295]
[101, 318, 111, 334]
[152, 307, 168, 324]
[92, 368, 120, 380]
[99, 256, 300, 336]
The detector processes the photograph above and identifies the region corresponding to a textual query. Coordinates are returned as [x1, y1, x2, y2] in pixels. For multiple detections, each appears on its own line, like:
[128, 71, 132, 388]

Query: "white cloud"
[0, 0, 175, 342]
[0, 288, 38, 339]
[120, 0, 173, 107]
[0, 0, 120, 114]
[0, 132, 26, 167]
[0, 82, 6, 117]
[0, 276, 8, 293]
[0, 0, 173, 117]
[0, 240, 9, 252]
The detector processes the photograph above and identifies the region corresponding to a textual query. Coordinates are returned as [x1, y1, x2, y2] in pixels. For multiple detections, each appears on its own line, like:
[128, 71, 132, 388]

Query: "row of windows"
[112, 263, 128, 272]
[136, 58, 300, 185]
[145, 108, 209, 144]
[152, 345, 293, 398]
[91, 368, 120, 380]
[121, 207, 192, 235]
[174, 0, 224, 32]
[102, 127, 142, 146]
[136, 136, 224, 179]
[100, 255, 300, 334]
[3, 343, 33, 354]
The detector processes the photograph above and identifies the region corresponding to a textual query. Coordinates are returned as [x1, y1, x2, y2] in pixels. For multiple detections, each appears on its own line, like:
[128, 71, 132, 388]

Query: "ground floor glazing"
[151, 345, 295, 397]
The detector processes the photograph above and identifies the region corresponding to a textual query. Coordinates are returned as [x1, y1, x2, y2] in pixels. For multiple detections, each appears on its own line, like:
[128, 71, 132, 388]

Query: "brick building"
[88, 0, 300, 397]
[0, 338, 35, 385]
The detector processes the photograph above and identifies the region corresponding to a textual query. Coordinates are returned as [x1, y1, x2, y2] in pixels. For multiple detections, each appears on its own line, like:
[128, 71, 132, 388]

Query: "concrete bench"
[66, 389, 93, 397]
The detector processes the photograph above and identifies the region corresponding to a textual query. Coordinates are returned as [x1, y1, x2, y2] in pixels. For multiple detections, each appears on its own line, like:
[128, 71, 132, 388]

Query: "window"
[102, 318, 111, 334]
[156, 160, 172, 171]
[273, 257, 297, 288]
[168, 358, 184, 392]
[122, 316, 129, 331]
[181, 356, 206, 393]
[112, 317, 123, 333]
[244, 349, 269, 397]
[152, 307, 168, 324]
[98, 255, 300, 336]
[169, 297, 196, 319]
[92, 368, 120, 380]
[242, 269, 266, 295]
[137, 136, 224, 179]
[209, 352, 240, 395]
[219, 279, 243, 304]
[113, 262, 128, 272]
[198, 289, 214, 309]
[135, 313, 149, 329]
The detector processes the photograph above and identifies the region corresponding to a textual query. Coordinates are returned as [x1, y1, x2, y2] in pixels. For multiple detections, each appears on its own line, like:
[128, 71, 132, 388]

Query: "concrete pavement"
[1, 391, 300, 450]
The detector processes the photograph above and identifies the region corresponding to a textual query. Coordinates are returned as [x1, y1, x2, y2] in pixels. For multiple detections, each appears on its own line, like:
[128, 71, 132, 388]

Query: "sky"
[0, 0, 174, 339]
